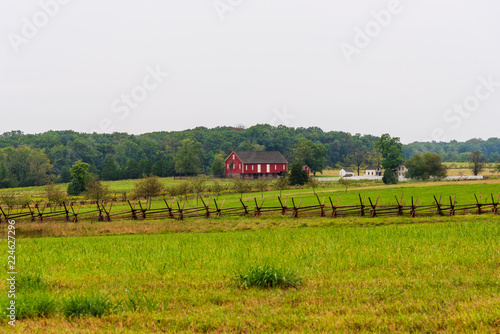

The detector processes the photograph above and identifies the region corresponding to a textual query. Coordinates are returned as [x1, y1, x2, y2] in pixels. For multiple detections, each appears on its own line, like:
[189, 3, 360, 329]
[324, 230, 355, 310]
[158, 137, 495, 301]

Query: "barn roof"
[365, 165, 381, 170]
[344, 168, 355, 173]
[233, 151, 288, 164]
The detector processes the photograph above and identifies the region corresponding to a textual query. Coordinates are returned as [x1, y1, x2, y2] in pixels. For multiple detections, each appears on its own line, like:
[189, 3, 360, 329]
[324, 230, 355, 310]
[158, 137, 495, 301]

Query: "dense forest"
[0, 125, 499, 188]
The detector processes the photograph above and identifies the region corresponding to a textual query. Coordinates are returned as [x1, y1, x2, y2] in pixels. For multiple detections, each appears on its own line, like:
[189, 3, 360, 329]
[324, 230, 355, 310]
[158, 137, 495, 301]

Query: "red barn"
[302, 165, 311, 176]
[225, 151, 288, 179]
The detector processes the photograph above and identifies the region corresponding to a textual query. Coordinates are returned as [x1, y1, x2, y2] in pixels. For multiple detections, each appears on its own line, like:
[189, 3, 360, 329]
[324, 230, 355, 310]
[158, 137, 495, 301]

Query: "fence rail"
[1, 193, 499, 223]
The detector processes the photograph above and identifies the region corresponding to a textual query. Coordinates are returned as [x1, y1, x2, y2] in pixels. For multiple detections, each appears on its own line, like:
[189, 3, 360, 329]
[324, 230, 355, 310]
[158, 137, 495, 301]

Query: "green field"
[1, 179, 499, 219]
[2, 215, 500, 332]
[2, 179, 500, 332]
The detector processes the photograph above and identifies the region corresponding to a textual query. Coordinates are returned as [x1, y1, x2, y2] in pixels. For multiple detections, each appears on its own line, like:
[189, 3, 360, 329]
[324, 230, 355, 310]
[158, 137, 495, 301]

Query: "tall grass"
[62, 293, 114, 318]
[234, 264, 303, 288]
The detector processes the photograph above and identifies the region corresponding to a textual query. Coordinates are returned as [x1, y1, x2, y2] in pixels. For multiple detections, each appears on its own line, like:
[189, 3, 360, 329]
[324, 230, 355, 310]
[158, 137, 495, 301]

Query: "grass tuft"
[17, 273, 46, 291]
[233, 264, 303, 289]
[17, 293, 57, 319]
[62, 293, 113, 318]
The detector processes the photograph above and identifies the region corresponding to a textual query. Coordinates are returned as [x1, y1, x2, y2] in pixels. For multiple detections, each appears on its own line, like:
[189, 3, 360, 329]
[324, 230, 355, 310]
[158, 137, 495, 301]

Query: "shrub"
[382, 169, 398, 185]
[84, 175, 109, 202]
[134, 174, 164, 198]
[45, 183, 67, 205]
[233, 264, 303, 289]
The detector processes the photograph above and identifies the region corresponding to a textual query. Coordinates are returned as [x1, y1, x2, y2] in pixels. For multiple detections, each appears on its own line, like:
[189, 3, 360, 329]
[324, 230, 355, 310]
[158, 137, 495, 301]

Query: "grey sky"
[1, 0, 499, 144]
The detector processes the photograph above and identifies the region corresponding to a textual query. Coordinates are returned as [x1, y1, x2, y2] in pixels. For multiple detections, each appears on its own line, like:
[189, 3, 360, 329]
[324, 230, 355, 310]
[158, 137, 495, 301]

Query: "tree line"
[0, 126, 499, 188]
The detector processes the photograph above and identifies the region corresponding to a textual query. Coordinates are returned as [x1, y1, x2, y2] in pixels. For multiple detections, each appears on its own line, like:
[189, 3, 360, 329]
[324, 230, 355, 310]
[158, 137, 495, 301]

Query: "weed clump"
[62, 293, 113, 318]
[16, 293, 57, 319]
[234, 264, 303, 289]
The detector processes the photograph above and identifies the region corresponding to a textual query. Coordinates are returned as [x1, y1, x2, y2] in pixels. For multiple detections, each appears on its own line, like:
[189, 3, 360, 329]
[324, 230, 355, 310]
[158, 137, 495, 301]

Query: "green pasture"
[3, 215, 500, 332]
[0, 179, 499, 221]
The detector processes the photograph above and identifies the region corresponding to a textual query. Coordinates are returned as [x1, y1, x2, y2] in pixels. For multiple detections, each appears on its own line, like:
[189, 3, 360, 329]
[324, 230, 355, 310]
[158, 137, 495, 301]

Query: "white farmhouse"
[339, 168, 355, 177]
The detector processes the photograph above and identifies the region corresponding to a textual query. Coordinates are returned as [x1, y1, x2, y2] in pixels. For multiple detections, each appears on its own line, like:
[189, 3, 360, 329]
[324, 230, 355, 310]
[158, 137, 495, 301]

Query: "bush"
[134, 174, 164, 198]
[233, 264, 303, 289]
[67, 161, 91, 196]
[382, 169, 398, 185]
[289, 162, 308, 186]
[84, 175, 109, 202]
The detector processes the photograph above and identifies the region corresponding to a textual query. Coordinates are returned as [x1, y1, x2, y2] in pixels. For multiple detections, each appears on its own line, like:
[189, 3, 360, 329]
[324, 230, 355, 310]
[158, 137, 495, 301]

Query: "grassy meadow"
[1, 177, 499, 217]
[2, 215, 500, 332]
[1, 177, 500, 332]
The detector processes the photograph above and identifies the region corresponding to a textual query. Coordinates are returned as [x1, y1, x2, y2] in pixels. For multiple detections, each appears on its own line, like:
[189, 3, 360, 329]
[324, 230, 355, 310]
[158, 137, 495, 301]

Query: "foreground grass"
[2, 215, 500, 332]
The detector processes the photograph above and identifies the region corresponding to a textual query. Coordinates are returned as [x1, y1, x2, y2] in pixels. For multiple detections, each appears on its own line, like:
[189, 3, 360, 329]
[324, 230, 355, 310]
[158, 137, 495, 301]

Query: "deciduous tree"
[134, 174, 164, 198]
[346, 150, 367, 176]
[45, 183, 67, 205]
[289, 162, 308, 186]
[293, 138, 326, 176]
[84, 175, 109, 202]
[405, 152, 447, 180]
[101, 157, 119, 181]
[376, 134, 404, 184]
[468, 151, 487, 176]
[174, 139, 204, 176]
[232, 178, 252, 199]
[273, 172, 290, 197]
[253, 179, 269, 198]
[211, 153, 226, 177]
[189, 176, 206, 205]
[67, 161, 91, 195]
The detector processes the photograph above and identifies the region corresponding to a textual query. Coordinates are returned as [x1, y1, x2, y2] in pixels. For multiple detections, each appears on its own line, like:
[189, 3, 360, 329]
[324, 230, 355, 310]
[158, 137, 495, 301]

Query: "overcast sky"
[1, 0, 499, 144]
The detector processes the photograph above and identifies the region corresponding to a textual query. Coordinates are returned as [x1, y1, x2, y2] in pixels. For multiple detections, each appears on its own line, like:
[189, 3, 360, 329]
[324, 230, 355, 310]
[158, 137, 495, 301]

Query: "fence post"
[492, 193, 500, 214]
[137, 199, 147, 220]
[410, 197, 418, 218]
[239, 198, 249, 215]
[70, 202, 81, 223]
[101, 201, 112, 222]
[34, 202, 44, 222]
[278, 196, 287, 215]
[358, 194, 365, 217]
[368, 196, 379, 218]
[329, 196, 339, 218]
[200, 197, 211, 218]
[474, 194, 482, 215]
[316, 194, 326, 217]
[96, 203, 104, 221]
[127, 200, 138, 220]
[254, 197, 265, 217]
[163, 198, 175, 219]
[395, 194, 403, 216]
[62, 202, 70, 222]
[177, 201, 185, 220]
[0, 205, 8, 223]
[449, 195, 456, 216]
[291, 198, 302, 218]
[433, 195, 443, 216]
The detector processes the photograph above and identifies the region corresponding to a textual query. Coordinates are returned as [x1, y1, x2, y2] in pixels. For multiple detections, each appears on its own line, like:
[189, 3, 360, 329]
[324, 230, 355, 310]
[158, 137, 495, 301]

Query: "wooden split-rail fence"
[1, 193, 499, 223]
